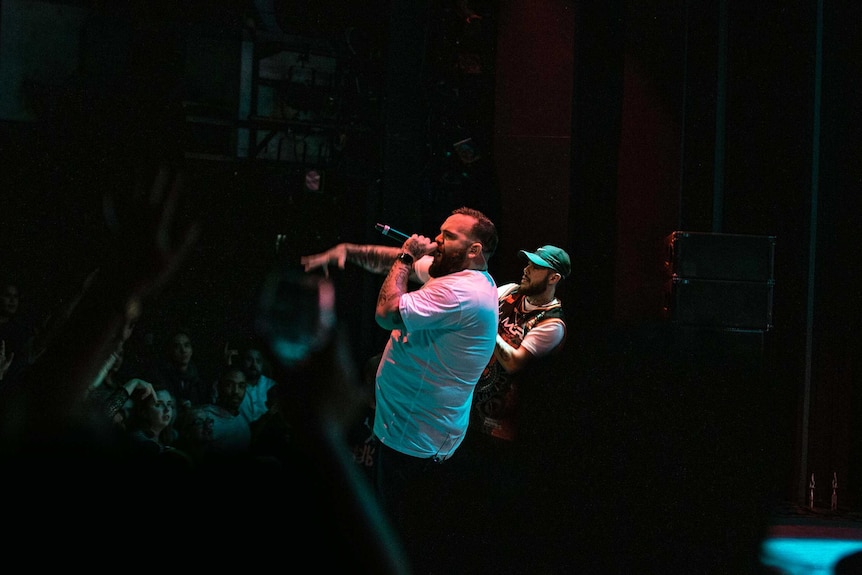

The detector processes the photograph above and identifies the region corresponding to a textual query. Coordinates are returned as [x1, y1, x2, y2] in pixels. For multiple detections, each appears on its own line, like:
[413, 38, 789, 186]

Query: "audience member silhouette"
[256, 286, 410, 575]
[193, 365, 252, 459]
[125, 387, 180, 453]
[235, 342, 279, 426]
[144, 327, 212, 411]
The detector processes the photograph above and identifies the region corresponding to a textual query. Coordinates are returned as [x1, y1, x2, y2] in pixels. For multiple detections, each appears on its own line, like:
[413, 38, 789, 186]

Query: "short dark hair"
[163, 327, 193, 349]
[218, 364, 246, 382]
[452, 206, 498, 259]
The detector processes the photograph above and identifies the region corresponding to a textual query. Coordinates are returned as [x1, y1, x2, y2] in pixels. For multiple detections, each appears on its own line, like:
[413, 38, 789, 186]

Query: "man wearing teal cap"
[444, 243, 571, 572]
[471, 244, 570, 442]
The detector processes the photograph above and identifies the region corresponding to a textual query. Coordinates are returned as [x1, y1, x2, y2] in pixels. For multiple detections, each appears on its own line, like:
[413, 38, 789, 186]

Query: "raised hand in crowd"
[122, 377, 157, 402]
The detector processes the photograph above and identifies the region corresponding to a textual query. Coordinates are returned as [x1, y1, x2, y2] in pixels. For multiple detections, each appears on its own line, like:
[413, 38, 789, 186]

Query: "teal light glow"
[760, 538, 862, 575]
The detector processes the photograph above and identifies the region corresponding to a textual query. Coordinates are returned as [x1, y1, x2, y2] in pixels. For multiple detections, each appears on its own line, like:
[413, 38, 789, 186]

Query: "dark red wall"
[493, 0, 574, 285]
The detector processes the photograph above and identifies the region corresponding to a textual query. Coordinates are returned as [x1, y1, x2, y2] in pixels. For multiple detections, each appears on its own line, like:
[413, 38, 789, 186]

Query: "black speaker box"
[663, 277, 774, 331]
[665, 231, 776, 282]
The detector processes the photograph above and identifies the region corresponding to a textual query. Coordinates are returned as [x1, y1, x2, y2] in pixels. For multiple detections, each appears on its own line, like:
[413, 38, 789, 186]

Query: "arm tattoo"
[349, 245, 401, 275]
[377, 261, 412, 325]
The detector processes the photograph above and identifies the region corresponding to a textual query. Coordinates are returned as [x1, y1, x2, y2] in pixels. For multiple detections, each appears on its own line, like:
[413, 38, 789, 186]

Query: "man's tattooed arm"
[375, 257, 413, 330]
[347, 244, 402, 275]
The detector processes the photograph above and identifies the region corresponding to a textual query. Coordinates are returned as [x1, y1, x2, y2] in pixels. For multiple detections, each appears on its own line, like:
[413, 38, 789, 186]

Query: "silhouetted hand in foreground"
[105, 164, 201, 314]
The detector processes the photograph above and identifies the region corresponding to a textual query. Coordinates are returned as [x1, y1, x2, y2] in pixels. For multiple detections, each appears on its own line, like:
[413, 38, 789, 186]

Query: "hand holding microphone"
[375, 223, 437, 259]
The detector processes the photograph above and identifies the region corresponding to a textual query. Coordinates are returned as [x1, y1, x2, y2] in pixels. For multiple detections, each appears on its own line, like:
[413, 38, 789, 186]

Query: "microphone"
[374, 223, 411, 244]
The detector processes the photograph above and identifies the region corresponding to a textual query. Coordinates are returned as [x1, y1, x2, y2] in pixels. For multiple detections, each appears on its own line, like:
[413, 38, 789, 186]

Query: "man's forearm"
[346, 244, 402, 275]
[375, 258, 411, 330]
[493, 333, 531, 374]
[493, 334, 514, 365]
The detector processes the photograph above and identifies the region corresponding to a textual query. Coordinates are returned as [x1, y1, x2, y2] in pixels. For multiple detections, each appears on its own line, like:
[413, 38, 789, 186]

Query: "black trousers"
[373, 441, 451, 575]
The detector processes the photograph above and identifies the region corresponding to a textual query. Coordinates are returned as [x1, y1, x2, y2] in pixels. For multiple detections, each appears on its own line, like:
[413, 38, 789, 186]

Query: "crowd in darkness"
[0, 164, 394, 572]
[0, 266, 379, 483]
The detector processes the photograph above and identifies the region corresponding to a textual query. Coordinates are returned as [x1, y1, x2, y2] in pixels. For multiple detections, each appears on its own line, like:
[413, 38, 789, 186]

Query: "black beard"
[518, 275, 549, 297]
[429, 247, 469, 277]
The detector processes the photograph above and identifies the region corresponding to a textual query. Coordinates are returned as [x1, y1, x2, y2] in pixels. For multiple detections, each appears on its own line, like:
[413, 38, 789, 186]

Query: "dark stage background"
[2, 0, 861, 556]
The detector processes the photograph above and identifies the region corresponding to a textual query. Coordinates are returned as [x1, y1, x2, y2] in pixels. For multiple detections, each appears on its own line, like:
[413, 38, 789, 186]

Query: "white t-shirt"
[373, 256, 499, 459]
[200, 404, 251, 454]
[239, 374, 278, 425]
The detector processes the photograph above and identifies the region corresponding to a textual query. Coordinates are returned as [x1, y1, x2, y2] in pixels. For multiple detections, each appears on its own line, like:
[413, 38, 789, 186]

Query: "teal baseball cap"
[519, 245, 571, 278]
